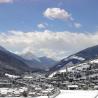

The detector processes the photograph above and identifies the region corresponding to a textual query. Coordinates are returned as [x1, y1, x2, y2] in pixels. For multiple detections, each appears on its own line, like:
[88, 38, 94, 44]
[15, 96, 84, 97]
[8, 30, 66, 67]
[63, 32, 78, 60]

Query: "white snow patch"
[71, 63, 90, 71]
[64, 55, 85, 61]
[48, 71, 58, 78]
[56, 90, 98, 98]
[69, 55, 85, 61]
[58, 68, 67, 73]
[5, 73, 20, 79]
[90, 59, 98, 64]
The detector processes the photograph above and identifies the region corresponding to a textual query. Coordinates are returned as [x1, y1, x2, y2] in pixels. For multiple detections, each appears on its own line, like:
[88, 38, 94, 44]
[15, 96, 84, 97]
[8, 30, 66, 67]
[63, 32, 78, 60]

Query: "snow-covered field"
[56, 90, 98, 98]
[1, 90, 98, 98]
[36, 90, 98, 98]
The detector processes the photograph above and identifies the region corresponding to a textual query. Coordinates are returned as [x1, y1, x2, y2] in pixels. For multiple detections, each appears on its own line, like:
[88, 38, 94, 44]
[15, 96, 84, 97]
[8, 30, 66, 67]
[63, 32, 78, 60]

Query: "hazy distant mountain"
[39, 56, 57, 68]
[21, 52, 58, 71]
[21, 51, 41, 62]
[50, 45, 98, 72]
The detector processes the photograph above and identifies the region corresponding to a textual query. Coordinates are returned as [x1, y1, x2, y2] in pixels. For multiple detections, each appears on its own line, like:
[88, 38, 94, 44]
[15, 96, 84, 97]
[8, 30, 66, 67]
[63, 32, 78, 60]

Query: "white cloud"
[43, 8, 72, 21]
[37, 23, 46, 29]
[0, 0, 13, 3]
[74, 22, 82, 28]
[0, 30, 98, 60]
[43, 8, 82, 29]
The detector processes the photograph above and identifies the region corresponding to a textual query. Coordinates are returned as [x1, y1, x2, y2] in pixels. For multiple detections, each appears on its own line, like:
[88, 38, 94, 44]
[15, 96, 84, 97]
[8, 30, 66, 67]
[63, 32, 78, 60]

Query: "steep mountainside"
[0, 45, 57, 74]
[0, 46, 31, 75]
[50, 45, 98, 72]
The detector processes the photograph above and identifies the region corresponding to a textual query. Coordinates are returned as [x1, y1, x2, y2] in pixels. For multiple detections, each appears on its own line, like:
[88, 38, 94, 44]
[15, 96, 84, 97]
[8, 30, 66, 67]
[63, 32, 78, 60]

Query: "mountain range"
[1, 45, 98, 75]
[20, 52, 57, 71]
[0, 46, 57, 75]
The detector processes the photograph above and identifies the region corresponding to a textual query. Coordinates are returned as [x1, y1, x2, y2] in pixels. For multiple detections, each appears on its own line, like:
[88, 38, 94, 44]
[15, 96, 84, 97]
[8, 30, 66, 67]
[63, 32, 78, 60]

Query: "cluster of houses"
[1, 61, 98, 97]
[48, 62, 98, 90]
[0, 72, 60, 97]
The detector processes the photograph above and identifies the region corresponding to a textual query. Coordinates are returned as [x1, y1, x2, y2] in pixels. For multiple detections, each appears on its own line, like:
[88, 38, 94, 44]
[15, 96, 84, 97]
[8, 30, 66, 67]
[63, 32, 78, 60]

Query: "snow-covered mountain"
[21, 52, 58, 71]
[50, 45, 98, 72]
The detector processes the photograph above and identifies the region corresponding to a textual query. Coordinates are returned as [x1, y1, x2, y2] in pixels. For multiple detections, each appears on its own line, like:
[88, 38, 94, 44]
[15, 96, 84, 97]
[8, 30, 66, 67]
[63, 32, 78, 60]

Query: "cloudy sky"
[0, 0, 98, 59]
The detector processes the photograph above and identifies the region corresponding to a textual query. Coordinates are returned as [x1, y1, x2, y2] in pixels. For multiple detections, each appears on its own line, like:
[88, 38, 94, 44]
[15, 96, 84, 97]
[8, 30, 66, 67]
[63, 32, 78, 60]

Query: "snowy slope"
[49, 57, 98, 78]
[51, 45, 98, 73]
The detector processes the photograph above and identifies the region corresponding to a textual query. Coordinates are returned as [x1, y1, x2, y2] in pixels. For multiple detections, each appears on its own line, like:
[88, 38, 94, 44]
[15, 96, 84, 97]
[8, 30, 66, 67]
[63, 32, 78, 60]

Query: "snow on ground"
[2, 90, 98, 98]
[49, 62, 90, 77]
[64, 55, 85, 61]
[90, 59, 98, 64]
[5, 73, 20, 78]
[70, 63, 90, 72]
[69, 55, 85, 61]
[56, 90, 98, 98]
[48, 71, 57, 78]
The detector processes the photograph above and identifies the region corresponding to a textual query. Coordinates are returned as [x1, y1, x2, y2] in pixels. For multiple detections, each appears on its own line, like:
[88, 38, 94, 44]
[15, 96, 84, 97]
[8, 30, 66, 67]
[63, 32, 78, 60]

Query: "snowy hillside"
[50, 58, 98, 77]
[51, 45, 98, 72]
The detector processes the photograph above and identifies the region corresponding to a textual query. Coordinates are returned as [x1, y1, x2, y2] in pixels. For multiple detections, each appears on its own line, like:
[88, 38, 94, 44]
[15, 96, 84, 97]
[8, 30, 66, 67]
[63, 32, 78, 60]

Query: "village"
[0, 61, 98, 97]
[48, 61, 98, 90]
[0, 72, 60, 97]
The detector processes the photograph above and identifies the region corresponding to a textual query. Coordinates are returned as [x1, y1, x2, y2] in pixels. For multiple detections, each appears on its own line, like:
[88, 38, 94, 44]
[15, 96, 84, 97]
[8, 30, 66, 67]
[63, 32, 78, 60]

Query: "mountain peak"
[21, 52, 41, 62]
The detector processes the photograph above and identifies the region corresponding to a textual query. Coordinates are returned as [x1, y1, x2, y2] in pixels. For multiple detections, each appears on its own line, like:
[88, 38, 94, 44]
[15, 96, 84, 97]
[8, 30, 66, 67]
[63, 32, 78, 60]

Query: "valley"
[0, 45, 98, 97]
